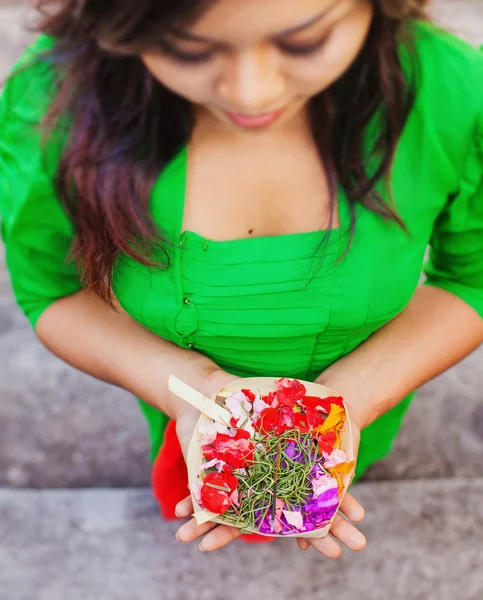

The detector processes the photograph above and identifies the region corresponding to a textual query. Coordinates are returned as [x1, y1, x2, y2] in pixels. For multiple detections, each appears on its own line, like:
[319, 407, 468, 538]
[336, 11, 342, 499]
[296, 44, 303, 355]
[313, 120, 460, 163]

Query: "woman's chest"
[182, 137, 336, 241]
[113, 206, 427, 354]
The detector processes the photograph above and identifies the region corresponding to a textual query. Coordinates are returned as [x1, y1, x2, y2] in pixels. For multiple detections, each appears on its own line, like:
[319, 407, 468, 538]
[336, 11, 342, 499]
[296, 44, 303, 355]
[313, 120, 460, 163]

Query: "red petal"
[305, 407, 324, 429]
[319, 441, 334, 454]
[202, 445, 216, 460]
[260, 407, 278, 432]
[325, 396, 345, 408]
[263, 392, 278, 408]
[221, 466, 238, 492]
[261, 407, 278, 424]
[276, 378, 307, 404]
[200, 485, 231, 514]
[303, 395, 344, 412]
[241, 389, 256, 402]
[293, 413, 309, 433]
[319, 431, 337, 446]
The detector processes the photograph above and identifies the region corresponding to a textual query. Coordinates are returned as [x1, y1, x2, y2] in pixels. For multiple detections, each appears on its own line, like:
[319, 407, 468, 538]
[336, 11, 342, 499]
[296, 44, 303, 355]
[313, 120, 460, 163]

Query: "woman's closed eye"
[276, 32, 332, 57]
[157, 39, 217, 64]
[157, 31, 333, 65]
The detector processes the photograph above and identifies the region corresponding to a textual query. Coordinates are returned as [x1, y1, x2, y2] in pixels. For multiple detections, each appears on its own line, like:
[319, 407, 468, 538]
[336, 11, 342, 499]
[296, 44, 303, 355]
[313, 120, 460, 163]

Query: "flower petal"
[253, 394, 271, 417]
[311, 472, 339, 499]
[225, 392, 252, 420]
[201, 458, 227, 472]
[283, 510, 305, 531]
[322, 449, 348, 468]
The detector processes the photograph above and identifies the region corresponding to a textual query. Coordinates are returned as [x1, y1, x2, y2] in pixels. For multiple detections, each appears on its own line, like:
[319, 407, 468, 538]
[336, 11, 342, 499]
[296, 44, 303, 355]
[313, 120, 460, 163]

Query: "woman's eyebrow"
[168, 1, 339, 44]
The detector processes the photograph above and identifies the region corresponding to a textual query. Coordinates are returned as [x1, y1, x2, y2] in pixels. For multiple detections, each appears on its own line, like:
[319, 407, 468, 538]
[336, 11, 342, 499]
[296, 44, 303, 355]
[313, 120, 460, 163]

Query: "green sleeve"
[0, 36, 82, 328]
[423, 101, 483, 317]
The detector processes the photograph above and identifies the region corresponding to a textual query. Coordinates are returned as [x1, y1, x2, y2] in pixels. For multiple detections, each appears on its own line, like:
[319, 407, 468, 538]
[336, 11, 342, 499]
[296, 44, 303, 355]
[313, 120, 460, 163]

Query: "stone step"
[1, 479, 482, 600]
[2, 311, 483, 487]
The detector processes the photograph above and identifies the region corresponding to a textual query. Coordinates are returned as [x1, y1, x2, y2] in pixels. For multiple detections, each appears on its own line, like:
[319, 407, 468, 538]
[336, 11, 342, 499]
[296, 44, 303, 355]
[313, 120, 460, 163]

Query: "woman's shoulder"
[0, 35, 69, 243]
[409, 20, 483, 113]
[404, 20, 483, 170]
[1, 34, 59, 124]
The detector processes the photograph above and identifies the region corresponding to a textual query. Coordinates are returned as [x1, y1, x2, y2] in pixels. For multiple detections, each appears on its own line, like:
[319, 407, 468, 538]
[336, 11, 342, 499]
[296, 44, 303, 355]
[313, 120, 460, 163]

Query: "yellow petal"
[328, 468, 344, 494]
[335, 460, 356, 475]
[320, 405, 344, 433]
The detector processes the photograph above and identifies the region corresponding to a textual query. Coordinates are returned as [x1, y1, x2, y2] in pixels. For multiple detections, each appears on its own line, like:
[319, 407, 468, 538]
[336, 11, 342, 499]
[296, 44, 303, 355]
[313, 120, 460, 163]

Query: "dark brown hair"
[33, 0, 429, 303]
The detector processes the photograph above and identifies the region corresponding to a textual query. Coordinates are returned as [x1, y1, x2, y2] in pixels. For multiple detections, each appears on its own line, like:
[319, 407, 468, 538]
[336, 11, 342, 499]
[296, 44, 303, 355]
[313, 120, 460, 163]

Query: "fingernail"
[175, 532, 181, 542]
[174, 509, 181, 518]
[199, 544, 205, 552]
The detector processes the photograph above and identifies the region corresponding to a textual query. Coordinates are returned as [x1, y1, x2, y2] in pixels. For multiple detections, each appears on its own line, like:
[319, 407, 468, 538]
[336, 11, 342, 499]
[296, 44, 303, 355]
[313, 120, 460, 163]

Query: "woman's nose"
[217, 47, 285, 113]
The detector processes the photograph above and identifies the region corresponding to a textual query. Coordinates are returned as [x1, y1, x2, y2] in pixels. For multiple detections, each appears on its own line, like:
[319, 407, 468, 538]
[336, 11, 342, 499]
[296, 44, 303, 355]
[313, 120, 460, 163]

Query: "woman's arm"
[35, 288, 227, 421]
[317, 285, 483, 429]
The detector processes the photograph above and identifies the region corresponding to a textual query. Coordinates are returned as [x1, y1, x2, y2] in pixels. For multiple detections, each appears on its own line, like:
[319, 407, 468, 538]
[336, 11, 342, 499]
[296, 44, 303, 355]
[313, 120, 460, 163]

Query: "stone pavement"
[1, 480, 483, 600]
[1, 2, 483, 599]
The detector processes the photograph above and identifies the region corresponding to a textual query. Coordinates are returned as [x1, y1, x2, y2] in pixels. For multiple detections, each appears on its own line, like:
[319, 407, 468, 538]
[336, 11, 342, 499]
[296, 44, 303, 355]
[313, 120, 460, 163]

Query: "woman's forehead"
[178, 0, 348, 43]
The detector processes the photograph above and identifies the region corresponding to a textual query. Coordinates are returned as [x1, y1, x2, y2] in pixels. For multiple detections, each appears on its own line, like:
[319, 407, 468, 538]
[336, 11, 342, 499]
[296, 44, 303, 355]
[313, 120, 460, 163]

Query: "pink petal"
[275, 498, 285, 517]
[229, 488, 240, 507]
[312, 473, 339, 499]
[283, 510, 305, 531]
[322, 449, 348, 468]
[198, 420, 232, 445]
[190, 481, 203, 505]
[201, 458, 227, 472]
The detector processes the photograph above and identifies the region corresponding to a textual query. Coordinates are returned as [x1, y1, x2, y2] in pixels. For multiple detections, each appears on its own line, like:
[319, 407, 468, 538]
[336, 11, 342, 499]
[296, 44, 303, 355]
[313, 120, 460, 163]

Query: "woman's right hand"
[174, 367, 238, 461]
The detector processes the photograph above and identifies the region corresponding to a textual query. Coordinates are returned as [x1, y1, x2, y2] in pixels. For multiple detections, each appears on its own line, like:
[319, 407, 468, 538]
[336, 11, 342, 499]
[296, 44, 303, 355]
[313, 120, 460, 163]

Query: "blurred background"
[1, 1, 482, 599]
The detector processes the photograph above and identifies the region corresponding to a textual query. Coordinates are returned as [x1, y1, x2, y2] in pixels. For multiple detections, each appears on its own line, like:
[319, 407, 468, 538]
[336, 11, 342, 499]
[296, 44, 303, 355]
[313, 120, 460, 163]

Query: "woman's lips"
[224, 108, 286, 128]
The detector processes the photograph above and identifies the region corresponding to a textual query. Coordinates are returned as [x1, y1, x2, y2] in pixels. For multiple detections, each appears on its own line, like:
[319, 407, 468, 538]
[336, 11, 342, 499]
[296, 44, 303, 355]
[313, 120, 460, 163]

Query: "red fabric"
[152, 419, 273, 544]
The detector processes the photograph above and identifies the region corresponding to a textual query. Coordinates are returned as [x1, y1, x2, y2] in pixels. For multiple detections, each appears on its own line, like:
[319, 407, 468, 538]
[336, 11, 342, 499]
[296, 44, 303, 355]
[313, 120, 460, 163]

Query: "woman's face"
[141, 0, 373, 132]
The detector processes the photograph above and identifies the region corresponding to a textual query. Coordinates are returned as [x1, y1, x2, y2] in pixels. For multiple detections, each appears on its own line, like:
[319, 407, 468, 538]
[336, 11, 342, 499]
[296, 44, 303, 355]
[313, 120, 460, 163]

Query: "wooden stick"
[168, 374, 232, 425]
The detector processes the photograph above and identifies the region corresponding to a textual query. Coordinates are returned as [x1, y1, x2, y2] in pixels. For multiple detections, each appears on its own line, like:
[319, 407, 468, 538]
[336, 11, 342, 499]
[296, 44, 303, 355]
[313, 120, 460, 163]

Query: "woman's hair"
[33, 0, 429, 303]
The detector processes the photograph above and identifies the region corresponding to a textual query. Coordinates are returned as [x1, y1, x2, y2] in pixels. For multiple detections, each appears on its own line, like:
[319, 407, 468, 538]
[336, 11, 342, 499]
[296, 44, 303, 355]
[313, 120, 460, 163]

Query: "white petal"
[225, 392, 252, 420]
[253, 394, 271, 417]
[283, 510, 305, 531]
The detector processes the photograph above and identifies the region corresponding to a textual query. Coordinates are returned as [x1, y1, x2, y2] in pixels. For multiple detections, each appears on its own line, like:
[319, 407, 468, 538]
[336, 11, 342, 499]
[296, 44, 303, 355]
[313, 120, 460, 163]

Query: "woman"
[1, 0, 482, 556]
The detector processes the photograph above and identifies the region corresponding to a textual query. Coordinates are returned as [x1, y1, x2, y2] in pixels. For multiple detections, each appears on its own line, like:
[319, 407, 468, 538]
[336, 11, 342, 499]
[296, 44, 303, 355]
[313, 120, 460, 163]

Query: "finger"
[297, 538, 310, 551]
[176, 517, 218, 542]
[175, 496, 194, 518]
[329, 513, 367, 552]
[199, 524, 242, 552]
[307, 535, 342, 559]
[338, 492, 365, 522]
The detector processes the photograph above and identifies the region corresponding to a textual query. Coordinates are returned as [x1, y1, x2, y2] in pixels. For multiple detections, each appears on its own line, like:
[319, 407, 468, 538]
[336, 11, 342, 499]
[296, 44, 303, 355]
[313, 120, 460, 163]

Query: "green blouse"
[1, 23, 483, 480]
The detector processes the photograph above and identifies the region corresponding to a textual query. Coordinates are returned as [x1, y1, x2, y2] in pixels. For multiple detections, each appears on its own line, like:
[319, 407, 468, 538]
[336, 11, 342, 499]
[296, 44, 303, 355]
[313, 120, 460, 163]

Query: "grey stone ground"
[2, 481, 483, 600]
[1, 2, 483, 599]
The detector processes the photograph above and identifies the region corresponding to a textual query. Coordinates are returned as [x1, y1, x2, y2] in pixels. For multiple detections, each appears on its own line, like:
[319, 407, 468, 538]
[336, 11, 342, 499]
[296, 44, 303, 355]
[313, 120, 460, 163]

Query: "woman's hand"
[174, 373, 367, 557]
[174, 367, 238, 460]
[296, 410, 363, 556]
[175, 489, 366, 556]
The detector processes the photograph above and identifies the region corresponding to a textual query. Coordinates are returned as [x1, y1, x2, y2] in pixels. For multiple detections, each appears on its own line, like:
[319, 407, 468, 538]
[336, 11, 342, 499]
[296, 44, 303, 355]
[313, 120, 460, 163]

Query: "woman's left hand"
[296, 413, 363, 556]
